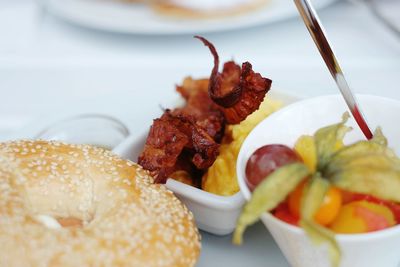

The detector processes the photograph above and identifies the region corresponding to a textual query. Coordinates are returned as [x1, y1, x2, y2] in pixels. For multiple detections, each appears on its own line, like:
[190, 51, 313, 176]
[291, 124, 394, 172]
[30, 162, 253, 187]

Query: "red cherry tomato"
[330, 200, 395, 233]
[245, 144, 302, 191]
[273, 202, 299, 226]
[342, 191, 400, 223]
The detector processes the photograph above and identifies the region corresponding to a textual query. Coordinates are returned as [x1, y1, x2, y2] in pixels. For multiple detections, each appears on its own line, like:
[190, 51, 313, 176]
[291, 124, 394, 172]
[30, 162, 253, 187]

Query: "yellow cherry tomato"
[288, 180, 342, 225]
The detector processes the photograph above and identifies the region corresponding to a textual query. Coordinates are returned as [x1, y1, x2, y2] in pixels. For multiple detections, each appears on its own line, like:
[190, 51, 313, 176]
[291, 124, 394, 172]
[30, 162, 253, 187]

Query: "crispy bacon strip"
[163, 112, 220, 169]
[139, 36, 272, 184]
[138, 111, 220, 183]
[175, 77, 225, 142]
[195, 36, 272, 124]
[138, 116, 188, 182]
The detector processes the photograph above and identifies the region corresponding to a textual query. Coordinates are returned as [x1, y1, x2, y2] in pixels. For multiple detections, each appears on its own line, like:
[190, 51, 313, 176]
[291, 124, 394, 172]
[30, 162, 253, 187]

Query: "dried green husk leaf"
[330, 167, 400, 202]
[301, 173, 330, 219]
[233, 163, 310, 245]
[327, 142, 400, 172]
[325, 132, 400, 202]
[301, 220, 341, 267]
[314, 112, 351, 170]
[329, 154, 400, 172]
[371, 127, 387, 146]
[300, 174, 340, 267]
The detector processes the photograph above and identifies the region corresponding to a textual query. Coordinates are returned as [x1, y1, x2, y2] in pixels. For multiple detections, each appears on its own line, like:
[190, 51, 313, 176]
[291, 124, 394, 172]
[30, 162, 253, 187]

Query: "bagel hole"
[35, 214, 91, 229]
[56, 217, 84, 228]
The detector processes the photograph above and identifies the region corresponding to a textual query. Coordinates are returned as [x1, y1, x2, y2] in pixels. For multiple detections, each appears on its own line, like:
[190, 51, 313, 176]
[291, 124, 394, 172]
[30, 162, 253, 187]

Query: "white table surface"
[0, 0, 399, 266]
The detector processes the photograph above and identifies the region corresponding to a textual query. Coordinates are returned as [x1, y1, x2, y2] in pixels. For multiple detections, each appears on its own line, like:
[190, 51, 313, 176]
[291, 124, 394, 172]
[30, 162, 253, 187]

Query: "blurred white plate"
[42, 0, 337, 34]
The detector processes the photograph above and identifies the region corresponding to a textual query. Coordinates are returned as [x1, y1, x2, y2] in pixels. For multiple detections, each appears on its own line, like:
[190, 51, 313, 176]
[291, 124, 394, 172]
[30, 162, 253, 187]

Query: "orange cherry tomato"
[288, 180, 342, 226]
[288, 180, 306, 218]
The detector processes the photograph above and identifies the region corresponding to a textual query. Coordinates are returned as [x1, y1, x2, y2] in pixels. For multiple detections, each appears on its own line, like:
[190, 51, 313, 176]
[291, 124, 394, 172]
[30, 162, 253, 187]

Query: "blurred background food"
[151, 0, 270, 19]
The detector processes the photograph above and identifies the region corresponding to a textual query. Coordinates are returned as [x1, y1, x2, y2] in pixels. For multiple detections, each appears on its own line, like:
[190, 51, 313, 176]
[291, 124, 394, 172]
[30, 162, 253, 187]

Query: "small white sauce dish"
[36, 114, 130, 150]
[237, 94, 400, 267]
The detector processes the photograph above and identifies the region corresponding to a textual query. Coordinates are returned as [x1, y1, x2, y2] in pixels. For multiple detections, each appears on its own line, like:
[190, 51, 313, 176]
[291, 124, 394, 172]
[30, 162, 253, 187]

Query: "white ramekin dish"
[237, 94, 400, 267]
[112, 90, 299, 235]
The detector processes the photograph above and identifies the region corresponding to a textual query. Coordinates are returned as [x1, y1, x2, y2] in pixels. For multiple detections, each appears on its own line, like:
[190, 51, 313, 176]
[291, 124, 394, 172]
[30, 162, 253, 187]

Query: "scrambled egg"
[202, 98, 283, 196]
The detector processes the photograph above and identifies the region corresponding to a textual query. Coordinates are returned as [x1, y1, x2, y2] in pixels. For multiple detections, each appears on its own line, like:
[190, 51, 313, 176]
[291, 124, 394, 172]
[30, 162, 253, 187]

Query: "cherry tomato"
[273, 202, 299, 226]
[330, 200, 396, 234]
[245, 144, 302, 191]
[288, 180, 342, 226]
[287, 180, 306, 218]
[342, 191, 400, 224]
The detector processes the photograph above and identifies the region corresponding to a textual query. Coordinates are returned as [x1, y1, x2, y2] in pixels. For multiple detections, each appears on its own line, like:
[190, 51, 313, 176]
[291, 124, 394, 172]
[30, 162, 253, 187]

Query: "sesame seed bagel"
[0, 140, 201, 267]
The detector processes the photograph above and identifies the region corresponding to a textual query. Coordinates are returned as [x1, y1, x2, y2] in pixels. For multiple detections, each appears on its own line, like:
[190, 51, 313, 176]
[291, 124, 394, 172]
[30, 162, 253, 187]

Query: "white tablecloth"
[1, 1, 399, 140]
[1, 1, 399, 137]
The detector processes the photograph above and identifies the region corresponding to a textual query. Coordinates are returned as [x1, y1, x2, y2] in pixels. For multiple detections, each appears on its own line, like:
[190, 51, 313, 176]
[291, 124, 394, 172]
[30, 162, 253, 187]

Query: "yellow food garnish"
[294, 134, 343, 173]
[294, 135, 317, 172]
[202, 98, 282, 196]
[170, 170, 197, 187]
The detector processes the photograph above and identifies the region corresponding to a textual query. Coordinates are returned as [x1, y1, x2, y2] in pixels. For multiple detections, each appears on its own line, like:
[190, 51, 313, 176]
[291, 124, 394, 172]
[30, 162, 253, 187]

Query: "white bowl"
[112, 90, 299, 235]
[237, 94, 400, 267]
